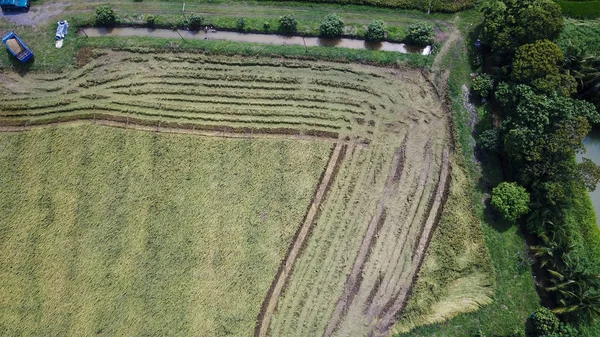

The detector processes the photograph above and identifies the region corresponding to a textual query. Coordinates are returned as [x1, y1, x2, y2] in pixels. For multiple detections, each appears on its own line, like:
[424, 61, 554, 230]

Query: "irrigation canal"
[78, 27, 433, 55]
[577, 128, 600, 228]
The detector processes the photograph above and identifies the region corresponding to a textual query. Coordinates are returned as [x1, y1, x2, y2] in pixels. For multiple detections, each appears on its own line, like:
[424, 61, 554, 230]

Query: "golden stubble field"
[0, 51, 490, 337]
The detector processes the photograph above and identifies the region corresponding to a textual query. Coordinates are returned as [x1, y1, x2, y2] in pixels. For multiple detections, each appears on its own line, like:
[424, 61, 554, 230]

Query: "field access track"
[0, 51, 451, 337]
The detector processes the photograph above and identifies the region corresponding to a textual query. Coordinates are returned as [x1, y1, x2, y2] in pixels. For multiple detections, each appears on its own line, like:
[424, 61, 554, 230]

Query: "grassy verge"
[0, 12, 433, 71]
[0, 124, 331, 336]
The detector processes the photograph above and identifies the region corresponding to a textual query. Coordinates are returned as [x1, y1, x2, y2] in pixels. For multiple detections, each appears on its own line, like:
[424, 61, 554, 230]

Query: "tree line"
[475, 0, 600, 335]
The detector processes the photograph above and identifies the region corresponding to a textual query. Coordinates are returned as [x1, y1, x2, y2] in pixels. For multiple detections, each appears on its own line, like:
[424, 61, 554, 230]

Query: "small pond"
[78, 27, 432, 55]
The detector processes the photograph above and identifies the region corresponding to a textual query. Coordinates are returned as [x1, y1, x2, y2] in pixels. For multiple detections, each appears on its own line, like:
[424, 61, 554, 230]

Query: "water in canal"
[79, 27, 432, 55]
[577, 128, 600, 228]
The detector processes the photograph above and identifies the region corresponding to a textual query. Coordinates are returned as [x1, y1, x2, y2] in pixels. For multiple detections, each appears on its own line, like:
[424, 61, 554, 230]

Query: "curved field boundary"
[255, 143, 347, 337]
[0, 118, 342, 142]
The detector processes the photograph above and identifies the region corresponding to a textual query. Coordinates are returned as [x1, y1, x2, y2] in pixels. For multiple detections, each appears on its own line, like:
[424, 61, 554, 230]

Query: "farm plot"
[0, 125, 332, 336]
[0, 51, 488, 336]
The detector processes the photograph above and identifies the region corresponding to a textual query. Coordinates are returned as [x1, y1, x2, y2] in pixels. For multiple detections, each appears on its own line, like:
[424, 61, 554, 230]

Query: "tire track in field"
[322, 142, 406, 337]
[368, 149, 451, 337]
[0, 119, 344, 143]
[255, 143, 347, 337]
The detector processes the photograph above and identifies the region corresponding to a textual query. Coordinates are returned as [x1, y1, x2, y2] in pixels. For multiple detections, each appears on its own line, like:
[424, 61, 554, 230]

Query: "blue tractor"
[0, 0, 30, 12]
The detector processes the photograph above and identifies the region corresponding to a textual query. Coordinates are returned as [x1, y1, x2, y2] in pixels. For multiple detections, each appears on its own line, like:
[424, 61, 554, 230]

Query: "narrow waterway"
[577, 128, 600, 228]
[78, 27, 432, 55]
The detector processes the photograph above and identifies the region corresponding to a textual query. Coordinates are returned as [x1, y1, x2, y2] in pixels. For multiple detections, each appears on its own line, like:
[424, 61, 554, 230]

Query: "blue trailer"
[0, 0, 29, 11]
[2, 32, 33, 62]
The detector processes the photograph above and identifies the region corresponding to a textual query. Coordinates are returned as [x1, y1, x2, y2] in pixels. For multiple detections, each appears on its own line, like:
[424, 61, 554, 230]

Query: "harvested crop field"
[0, 51, 476, 336]
[0, 125, 332, 336]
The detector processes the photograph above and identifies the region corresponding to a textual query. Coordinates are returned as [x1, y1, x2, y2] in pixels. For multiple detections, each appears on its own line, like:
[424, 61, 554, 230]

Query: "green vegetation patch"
[247, 0, 473, 12]
[557, 19, 600, 55]
[0, 125, 332, 336]
[556, 1, 600, 19]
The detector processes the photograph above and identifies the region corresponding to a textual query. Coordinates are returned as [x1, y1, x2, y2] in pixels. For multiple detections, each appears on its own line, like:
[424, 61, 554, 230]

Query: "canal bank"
[78, 27, 432, 55]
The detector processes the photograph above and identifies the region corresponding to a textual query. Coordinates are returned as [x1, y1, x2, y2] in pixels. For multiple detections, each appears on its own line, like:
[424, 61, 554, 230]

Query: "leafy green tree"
[278, 14, 297, 34]
[480, 0, 563, 54]
[497, 84, 598, 184]
[95, 5, 116, 26]
[578, 158, 600, 191]
[406, 23, 434, 46]
[188, 13, 204, 30]
[512, 40, 576, 96]
[490, 182, 530, 222]
[472, 73, 494, 98]
[477, 128, 502, 153]
[531, 307, 560, 336]
[319, 14, 344, 38]
[365, 20, 386, 42]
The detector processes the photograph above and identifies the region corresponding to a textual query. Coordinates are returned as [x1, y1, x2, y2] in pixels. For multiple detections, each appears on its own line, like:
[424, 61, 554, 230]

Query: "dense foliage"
[480, 0, 563, 54]
[278, 14, 297, 34]
[319, 14, 345, 38]
[477, 0, 600, 328]
[556, 0, 600, 19]
[511, 40, 576, 96]
[365, 20, 386, 42]
[405, 23, 434, 46]
[472, 73, 494, 98]
[95, 5, 116, 27]
[532, 307, 560, 336]
[491, 182, 530, 222]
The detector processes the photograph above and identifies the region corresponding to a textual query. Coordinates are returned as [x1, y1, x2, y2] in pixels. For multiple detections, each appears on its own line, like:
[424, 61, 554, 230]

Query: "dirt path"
[255, 143, 346, 337]
[0, 3, 68, 26]
[0, 118, 344, 143]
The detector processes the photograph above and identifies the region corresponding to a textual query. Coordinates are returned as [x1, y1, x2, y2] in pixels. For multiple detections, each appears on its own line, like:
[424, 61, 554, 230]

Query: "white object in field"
[55, 40, 63, 48]
[422, 45, 432, 55]
[55, 20, 69, 40]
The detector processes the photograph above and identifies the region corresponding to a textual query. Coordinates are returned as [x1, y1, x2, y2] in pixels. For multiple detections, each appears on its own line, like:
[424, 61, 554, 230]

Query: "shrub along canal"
[78, 27, 432, 55]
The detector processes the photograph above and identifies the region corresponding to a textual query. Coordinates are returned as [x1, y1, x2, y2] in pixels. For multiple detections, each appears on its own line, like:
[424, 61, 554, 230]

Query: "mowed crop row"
[266, 107, 451, 337]
[0, 51, 453, 337]
[0, 51, 418, 142]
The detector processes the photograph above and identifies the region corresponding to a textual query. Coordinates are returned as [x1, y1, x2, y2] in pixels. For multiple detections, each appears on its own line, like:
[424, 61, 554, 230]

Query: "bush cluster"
[188, 14, 204, 30]
[472, 73, 494, 98]
[320, 14, 344, 38]
[365, 20, 386, 42]
[95, 5, 116, 27]
[278, 14, 297, 34]
[406, 23, 434, 46]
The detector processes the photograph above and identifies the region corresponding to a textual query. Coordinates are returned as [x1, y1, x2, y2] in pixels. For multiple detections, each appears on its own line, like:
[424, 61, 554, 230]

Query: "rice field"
[0, 51, 490, 336]
[0, 125, 332, 336]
